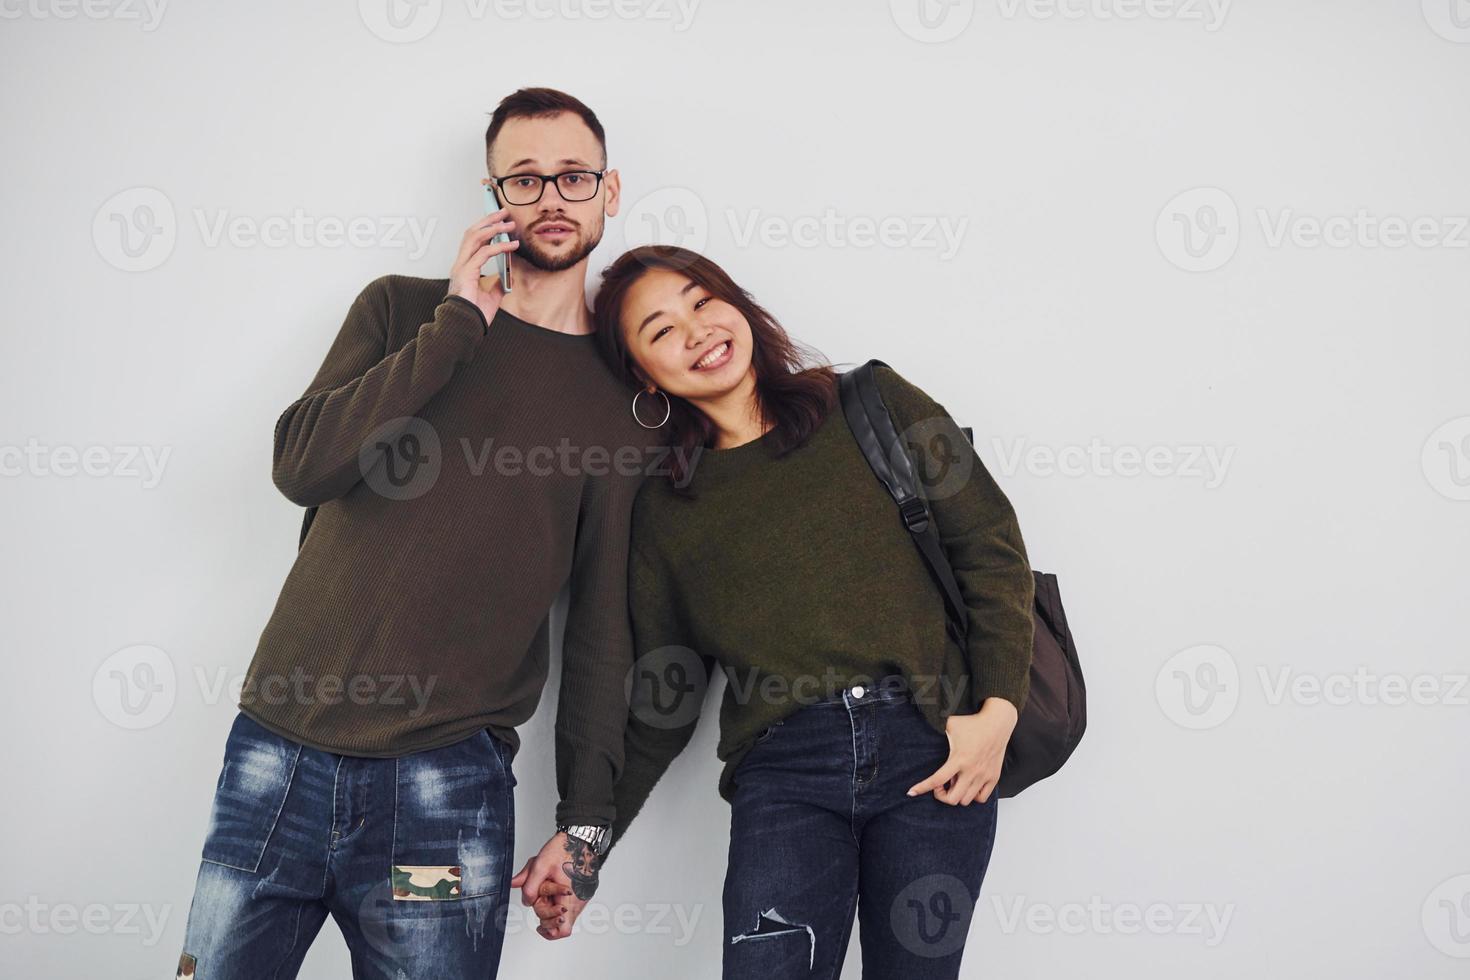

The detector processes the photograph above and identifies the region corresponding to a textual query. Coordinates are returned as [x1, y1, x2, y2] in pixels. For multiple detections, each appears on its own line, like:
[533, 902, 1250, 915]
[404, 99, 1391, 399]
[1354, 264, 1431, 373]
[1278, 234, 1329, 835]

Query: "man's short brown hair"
[484, 87, 607, 173]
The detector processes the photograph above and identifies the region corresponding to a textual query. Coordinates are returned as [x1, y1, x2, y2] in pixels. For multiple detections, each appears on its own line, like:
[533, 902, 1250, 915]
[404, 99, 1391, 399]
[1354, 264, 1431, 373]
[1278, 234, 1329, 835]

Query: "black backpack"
[838, 359, 1086, 798]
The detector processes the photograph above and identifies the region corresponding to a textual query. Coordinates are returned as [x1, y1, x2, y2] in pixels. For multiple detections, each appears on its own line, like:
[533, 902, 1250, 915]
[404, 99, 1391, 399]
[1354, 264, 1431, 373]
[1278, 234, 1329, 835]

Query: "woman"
[594, 245, 1034, 978]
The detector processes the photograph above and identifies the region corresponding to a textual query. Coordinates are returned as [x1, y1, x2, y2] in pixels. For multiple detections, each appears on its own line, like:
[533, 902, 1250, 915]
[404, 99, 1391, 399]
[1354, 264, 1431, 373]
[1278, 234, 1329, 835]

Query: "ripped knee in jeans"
[729, 907, 815, 968]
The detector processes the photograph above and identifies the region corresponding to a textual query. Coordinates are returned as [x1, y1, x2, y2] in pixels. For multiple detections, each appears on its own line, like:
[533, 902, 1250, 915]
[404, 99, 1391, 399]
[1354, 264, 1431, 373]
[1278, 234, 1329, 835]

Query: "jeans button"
[852, 685, 866, 699]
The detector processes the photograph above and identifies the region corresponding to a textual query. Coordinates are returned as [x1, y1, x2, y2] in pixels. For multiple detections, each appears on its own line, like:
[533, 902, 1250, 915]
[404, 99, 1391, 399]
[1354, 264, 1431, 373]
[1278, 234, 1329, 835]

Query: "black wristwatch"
[557, 823, 611, 856]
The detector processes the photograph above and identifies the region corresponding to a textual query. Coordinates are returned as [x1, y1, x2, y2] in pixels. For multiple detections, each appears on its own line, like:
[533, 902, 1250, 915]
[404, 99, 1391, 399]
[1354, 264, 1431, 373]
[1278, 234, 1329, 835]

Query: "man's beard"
[514, 216, 604, 273]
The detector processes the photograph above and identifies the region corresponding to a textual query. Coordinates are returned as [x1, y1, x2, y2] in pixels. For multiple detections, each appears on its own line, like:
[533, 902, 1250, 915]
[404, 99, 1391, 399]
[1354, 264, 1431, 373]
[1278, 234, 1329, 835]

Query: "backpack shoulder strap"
[838, 360, 970, 646]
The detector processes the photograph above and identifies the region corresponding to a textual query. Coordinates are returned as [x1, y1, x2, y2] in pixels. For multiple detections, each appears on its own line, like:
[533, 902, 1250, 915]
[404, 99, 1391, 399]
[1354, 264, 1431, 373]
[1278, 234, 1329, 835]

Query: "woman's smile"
[690, 339, 733, 372]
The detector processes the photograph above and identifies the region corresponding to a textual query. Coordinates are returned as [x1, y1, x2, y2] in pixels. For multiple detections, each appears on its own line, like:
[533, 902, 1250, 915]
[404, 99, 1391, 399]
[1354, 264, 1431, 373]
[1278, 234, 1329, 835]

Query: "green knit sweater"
[604, 364, 1035, 860]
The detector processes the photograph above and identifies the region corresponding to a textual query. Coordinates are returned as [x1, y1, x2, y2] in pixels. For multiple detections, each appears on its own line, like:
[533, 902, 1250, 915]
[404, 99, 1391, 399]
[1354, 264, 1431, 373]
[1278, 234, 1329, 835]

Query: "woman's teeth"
[694, 341, 730, 370]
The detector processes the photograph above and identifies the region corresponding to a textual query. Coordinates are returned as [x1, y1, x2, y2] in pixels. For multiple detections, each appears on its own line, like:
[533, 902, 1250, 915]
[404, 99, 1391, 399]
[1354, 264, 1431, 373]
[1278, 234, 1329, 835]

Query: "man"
[174, 87, 646, 979]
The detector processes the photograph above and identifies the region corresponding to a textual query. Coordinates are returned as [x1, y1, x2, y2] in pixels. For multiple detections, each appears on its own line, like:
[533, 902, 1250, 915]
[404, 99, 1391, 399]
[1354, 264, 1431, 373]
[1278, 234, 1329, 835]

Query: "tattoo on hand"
[561, 836, 601, 901]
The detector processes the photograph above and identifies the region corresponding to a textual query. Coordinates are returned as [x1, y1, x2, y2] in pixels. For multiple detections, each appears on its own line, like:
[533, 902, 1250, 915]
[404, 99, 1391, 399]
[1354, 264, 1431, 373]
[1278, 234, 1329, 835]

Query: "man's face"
[488, 113, 620, 273]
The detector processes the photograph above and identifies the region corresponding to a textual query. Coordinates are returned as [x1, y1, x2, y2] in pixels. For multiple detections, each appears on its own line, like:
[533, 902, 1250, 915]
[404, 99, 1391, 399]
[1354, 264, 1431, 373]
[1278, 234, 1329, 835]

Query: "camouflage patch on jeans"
[391, 865, 463, 901]
[176, 952, 197, 978]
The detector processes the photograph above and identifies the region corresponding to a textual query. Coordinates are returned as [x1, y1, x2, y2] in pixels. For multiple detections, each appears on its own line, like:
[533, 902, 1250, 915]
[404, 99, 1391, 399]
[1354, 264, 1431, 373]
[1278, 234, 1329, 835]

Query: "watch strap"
[558, 823, 611, 856]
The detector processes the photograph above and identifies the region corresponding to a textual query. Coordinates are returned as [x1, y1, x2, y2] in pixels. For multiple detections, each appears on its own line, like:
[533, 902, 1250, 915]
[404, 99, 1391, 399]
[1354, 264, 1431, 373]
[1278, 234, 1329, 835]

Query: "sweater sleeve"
[271, 277, 488, 507]
[600, 523, 717, 866]
[553, 461, 651, 827]
[872, 365, 1035, 714]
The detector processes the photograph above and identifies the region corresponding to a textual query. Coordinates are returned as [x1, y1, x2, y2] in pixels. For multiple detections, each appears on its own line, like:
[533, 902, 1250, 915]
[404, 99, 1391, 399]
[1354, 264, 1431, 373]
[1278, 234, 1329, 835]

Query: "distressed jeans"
[723, 674, 999, 980]
[174, 709, 518, 980]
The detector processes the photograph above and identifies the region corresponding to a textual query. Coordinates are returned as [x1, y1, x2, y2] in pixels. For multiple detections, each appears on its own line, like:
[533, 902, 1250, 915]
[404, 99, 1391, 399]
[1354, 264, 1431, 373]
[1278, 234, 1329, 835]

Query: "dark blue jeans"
[723, 675, 999, 980]
[175, 710, 518, 979]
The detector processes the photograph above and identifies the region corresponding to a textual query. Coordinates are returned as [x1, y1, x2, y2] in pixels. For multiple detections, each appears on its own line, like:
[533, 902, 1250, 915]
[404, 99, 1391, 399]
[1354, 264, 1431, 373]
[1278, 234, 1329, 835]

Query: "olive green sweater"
[603, 365, 1034, 860]
[238, 274, 658, 826]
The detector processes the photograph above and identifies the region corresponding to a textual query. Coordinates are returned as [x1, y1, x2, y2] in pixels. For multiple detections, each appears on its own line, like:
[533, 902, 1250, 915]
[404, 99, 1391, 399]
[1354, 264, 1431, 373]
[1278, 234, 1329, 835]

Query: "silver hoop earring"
[632, 388, 671, 429]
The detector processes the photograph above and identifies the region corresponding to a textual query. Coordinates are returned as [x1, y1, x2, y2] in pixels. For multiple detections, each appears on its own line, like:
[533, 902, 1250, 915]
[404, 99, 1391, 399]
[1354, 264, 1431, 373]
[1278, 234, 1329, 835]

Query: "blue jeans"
[723, 674, 999, 980]
[175, 710, 518, 979]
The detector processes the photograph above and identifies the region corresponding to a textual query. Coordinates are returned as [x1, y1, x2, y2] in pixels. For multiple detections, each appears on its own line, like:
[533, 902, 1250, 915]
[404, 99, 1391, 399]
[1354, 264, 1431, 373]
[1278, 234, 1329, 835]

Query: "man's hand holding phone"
[448, 186, 520, 326]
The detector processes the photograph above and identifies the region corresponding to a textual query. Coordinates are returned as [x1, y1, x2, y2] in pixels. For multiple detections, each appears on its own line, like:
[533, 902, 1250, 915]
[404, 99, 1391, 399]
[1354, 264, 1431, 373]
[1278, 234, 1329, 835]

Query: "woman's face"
[619, 267, 754, 401]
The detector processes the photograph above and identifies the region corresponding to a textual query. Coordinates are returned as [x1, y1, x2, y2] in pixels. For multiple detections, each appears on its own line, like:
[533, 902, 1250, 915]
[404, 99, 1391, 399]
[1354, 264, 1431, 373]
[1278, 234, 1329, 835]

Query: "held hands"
[907, 696, 1019, 806]
[509, 831, 600, 941]
[448, 189, 520, 326]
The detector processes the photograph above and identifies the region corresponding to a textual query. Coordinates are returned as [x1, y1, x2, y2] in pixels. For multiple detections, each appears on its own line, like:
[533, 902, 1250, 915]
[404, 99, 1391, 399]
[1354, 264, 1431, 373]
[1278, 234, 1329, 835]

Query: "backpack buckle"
[898, 497, 930, 533]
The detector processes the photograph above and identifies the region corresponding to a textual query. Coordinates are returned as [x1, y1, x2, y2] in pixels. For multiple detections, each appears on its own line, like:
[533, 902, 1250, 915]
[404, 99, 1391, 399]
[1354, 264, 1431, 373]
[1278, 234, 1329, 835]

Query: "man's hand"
[906, 696, 1019, 805]
[509, 831, 601, 940]
[448, 190, 520, 325]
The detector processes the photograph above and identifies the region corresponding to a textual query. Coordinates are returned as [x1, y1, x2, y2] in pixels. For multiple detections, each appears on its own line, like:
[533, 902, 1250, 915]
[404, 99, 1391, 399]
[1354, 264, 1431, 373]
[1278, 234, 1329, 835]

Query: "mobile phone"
[481, 181, 513, 293]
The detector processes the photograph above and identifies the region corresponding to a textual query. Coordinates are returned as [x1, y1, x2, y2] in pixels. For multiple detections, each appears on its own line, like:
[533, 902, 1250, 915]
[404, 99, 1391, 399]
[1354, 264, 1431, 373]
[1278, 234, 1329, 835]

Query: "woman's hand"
[907, 697, 1020, 805]
[527, 876, 579, 940]
[510, 831, 598, 940]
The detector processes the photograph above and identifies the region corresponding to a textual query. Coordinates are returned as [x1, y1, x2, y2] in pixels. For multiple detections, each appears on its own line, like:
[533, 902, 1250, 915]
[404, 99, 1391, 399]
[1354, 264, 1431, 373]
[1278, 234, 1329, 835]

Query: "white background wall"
[2, 1, 1467, 977]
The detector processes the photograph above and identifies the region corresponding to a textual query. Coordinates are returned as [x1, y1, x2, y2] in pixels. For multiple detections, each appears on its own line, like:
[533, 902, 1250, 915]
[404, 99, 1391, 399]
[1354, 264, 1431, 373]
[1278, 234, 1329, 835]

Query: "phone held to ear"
[481, 181, 513, 293]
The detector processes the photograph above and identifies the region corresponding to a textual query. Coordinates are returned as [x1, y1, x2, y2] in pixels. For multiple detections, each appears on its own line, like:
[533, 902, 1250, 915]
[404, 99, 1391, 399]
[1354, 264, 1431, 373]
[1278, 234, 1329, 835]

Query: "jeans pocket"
[752, 720, 784, 746]
[487, 730, 518, 789]
[390, 731, 512, 901]
[200, 712, 303, 873]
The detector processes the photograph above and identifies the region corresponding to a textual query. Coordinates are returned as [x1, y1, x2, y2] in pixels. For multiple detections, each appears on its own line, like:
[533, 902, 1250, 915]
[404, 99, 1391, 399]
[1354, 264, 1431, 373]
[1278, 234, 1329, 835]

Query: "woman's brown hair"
[592, 246, 837, 494]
